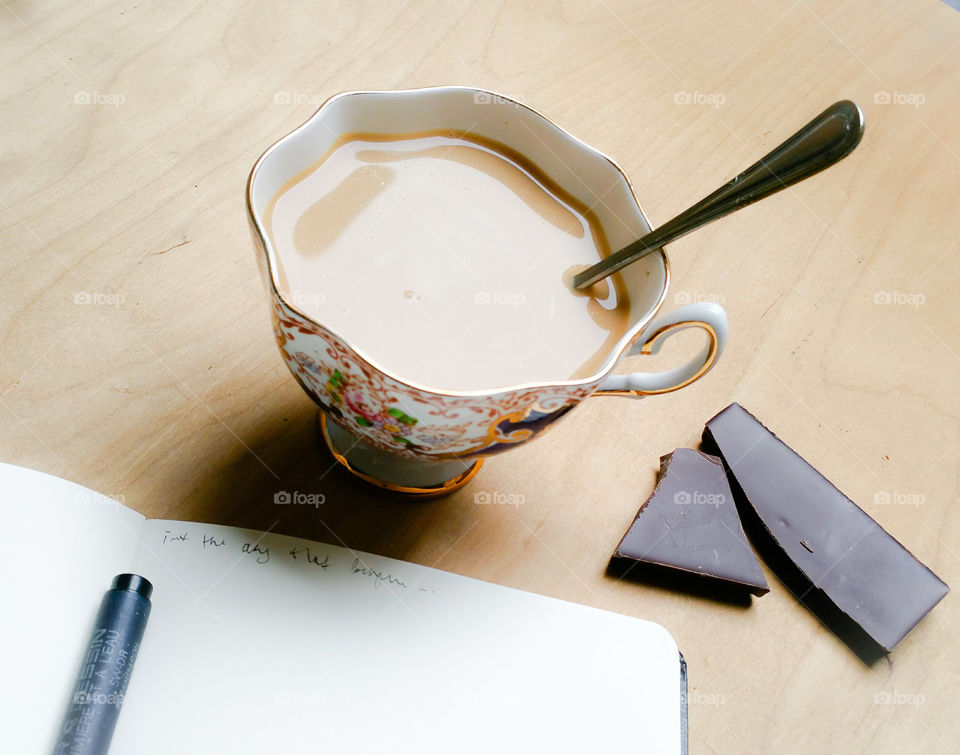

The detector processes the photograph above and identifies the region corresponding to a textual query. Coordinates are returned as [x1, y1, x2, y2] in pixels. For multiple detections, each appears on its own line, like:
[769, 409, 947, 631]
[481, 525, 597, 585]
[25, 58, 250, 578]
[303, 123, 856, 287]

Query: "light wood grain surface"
[2, 1, 958, 752]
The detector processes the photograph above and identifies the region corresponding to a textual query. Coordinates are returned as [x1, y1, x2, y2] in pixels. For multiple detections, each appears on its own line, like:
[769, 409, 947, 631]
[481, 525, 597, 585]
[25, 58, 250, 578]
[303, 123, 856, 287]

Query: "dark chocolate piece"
[703, 403, 948, 655]
[611, 448, 769, 596]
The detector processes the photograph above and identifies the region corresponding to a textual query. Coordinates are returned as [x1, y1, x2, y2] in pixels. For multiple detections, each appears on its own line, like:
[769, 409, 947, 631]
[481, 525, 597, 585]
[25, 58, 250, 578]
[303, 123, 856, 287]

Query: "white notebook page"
[1, 464, 681, 754]
[0, 463, 145, 754]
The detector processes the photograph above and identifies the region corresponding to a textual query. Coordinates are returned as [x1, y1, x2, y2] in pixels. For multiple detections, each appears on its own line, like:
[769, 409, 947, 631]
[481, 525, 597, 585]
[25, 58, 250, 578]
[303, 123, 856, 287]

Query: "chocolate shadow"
[606, 558, 753, 608]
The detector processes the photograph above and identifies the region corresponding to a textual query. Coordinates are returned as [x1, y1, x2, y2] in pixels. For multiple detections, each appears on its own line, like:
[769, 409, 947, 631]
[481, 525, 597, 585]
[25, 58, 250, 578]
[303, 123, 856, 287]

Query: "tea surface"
[266, 131, 631, 391]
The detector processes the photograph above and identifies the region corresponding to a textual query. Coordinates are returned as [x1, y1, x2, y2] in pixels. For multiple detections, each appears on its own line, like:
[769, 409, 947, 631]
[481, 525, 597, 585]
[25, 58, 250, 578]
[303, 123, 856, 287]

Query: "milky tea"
[265, 131, 631, 392]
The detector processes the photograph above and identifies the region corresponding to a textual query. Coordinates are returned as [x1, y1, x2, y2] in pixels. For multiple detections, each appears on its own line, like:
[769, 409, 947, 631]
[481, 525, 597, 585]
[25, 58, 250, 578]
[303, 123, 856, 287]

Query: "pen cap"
[111, 573, 153, 601]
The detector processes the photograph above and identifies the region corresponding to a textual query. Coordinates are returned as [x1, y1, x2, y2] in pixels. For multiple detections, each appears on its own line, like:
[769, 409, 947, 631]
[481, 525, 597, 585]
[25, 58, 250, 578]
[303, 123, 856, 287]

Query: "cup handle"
[593, 302, 728, 396]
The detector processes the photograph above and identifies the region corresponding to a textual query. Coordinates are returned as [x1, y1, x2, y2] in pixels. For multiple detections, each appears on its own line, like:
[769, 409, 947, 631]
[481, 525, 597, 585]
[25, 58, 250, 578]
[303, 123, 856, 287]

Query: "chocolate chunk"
[703, 403, 948, 656]
[611, 448, 769, 596]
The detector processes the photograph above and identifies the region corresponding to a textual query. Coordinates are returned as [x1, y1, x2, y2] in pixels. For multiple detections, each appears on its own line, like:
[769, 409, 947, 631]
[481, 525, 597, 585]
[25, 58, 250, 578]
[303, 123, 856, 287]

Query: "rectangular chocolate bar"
[703, 403, 948, 657]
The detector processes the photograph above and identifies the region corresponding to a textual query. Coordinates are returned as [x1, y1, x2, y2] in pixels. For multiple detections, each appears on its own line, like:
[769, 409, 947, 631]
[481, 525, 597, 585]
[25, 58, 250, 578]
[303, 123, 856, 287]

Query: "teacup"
[247, 87, 728, 497]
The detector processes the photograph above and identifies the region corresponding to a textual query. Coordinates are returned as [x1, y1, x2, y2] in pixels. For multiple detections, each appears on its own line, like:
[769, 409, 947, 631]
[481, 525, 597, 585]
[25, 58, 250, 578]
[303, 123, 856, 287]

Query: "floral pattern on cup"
[271, 296, 594, 459]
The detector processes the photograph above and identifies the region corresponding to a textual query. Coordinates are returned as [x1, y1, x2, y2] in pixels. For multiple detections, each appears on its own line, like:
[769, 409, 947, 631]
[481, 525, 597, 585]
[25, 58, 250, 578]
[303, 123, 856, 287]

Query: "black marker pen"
[53, 574, 153, 755]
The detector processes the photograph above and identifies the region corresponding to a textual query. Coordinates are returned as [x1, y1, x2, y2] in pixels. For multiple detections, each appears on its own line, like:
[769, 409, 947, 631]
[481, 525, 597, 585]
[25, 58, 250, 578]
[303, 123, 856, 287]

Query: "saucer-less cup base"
[318, 413, 483, 499]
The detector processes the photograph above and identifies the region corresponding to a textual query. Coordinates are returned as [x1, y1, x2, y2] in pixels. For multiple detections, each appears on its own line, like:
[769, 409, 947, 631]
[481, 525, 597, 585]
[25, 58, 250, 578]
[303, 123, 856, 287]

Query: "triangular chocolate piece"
[703, 403, 949, 655]
[611, 448, 769, 596]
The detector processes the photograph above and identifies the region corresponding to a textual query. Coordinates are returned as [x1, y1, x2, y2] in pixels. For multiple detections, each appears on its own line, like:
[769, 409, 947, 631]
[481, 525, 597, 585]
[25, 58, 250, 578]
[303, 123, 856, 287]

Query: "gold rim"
[247, 85, 671, 399]
[318, 414, 483, 499]
[592, 320, 720, 397]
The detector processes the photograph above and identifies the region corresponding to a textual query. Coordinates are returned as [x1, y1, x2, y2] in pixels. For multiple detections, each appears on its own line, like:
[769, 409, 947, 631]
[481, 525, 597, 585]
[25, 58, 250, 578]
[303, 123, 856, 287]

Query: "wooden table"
[2, 1, 958, 751]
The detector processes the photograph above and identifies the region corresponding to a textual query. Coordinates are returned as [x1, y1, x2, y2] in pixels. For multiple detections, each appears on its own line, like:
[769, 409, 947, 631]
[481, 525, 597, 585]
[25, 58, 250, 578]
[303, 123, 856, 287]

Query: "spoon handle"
[573, 100, 865, 289]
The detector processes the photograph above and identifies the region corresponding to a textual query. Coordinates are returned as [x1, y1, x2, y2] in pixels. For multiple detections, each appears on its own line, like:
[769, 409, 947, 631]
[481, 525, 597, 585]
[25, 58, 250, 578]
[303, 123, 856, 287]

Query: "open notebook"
[1, 462, 686, 754]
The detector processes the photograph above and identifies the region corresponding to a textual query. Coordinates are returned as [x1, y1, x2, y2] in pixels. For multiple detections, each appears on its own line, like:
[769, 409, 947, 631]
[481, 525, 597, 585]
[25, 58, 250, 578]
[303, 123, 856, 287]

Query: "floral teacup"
[247, 87, 728, 497]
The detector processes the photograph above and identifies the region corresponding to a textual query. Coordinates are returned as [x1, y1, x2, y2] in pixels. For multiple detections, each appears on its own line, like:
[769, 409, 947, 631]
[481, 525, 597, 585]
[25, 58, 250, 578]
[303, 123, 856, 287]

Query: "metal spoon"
[573, 100, 865, 290]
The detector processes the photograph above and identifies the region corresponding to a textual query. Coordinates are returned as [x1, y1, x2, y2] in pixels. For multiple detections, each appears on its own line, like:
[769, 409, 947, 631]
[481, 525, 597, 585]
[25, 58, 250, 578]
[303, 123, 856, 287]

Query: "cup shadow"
[150, 398, 480, 564]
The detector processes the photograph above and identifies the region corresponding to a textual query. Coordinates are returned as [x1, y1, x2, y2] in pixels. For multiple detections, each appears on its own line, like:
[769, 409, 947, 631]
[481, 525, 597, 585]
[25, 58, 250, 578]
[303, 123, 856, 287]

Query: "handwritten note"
[289, 546, 328, 568]
[149, 520, 423, 595]
[350, 558, 407, 588]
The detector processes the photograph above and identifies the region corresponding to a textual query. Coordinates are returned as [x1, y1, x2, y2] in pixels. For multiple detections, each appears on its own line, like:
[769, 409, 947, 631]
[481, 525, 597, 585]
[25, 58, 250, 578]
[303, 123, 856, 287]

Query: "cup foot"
[318, 413, 482, 499]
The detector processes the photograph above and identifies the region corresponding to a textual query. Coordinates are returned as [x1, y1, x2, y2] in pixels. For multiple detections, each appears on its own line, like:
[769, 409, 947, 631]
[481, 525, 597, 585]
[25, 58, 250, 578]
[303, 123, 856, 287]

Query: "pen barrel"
[54, 574, 152, 755]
